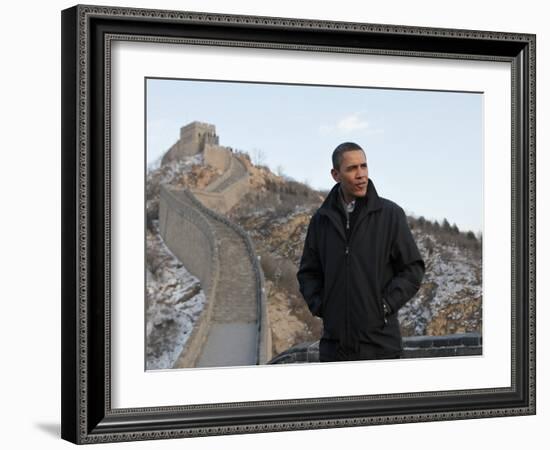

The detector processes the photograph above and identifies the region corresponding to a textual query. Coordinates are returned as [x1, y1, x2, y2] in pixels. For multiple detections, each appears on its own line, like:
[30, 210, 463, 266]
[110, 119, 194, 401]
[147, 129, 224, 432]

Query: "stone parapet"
[267, 333, 483, 364]
[204, 148, 235, 193]
[159, 186, 220, 368]
[401, 333, 482, 358]
[203, 144, 232, 174]
[159, 186, 218, 294]
[193, 154, 250, 214]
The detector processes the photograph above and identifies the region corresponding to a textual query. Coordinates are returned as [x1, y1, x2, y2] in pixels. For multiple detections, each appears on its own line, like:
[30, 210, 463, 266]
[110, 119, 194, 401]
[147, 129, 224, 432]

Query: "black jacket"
[297, 179, 425, 358]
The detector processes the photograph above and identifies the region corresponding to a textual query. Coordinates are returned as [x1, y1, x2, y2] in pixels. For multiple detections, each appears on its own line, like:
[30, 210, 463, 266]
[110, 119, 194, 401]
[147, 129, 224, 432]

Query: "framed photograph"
[61, 4, 536, 444]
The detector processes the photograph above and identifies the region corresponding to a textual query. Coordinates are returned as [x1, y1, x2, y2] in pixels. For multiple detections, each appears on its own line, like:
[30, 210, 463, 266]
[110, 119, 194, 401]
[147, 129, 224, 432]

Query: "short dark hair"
[332, 142, 365, 170]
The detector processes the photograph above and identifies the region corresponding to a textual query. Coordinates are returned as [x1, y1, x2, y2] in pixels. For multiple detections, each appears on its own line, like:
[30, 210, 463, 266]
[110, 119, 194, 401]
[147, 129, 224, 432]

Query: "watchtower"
[161, 121, 220, 165]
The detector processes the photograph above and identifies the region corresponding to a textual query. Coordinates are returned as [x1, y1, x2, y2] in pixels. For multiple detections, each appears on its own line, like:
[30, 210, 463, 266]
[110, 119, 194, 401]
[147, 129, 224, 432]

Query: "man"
[297, 142, 425, 362]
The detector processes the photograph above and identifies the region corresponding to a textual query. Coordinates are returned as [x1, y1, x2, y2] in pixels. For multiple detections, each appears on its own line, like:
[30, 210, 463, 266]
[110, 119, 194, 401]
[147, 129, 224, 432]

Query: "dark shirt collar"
[338, 185, 356, 213]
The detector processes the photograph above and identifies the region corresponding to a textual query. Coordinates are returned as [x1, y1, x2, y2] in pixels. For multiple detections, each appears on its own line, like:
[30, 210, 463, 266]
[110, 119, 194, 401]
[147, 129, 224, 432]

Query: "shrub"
[259, 251, 279, 280]
[146, 200, 159, 231]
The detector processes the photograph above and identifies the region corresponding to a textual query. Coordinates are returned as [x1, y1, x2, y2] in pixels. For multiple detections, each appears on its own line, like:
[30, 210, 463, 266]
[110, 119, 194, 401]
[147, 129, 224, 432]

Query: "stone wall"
[159, 186, 218, 294]
[158, 186, 220, 367]
[401, 333, 482, 358]
[192, 175, 250, 214]
[257, 268, 272, 364]
[192, 153, 251, 214]
[220, 173, 250, 211]
[203, 144, 232, 172]
[267, 333, 483, 364]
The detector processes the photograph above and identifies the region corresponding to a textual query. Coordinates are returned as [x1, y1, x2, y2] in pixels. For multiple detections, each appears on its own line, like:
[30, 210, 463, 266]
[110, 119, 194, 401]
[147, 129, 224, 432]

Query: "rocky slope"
[399, 228, 482, 337]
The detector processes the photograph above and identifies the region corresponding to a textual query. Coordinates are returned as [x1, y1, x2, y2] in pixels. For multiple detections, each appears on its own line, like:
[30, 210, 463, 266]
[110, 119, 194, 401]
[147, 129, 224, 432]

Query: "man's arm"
[383, 207, 425, 315]
[296, 217, 324, 318]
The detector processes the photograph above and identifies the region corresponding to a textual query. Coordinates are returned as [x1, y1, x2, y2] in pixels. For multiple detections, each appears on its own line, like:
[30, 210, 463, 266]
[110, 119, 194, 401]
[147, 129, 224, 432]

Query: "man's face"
[331, 150, 368, 202]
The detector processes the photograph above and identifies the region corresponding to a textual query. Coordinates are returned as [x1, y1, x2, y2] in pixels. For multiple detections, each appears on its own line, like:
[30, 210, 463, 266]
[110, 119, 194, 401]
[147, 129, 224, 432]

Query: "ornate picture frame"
[61, 4, 535, 444]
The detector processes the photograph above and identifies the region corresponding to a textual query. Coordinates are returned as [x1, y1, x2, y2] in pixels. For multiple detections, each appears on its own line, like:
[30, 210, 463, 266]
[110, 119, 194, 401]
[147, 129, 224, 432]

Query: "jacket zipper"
[348, 213, 385, 326]
[323, 208, 368, 350]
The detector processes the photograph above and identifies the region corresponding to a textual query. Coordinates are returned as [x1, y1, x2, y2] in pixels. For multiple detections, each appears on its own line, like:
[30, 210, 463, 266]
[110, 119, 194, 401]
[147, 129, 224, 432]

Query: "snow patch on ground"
[398, 230, 482, 335]
[146, 221, 206, 370]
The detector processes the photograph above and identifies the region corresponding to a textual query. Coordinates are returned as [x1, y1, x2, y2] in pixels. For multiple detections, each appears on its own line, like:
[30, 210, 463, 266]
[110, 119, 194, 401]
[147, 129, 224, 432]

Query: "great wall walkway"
[195, 217, 258, 367]
[206, 155, 248, 193]
[160, 149, 270, 368]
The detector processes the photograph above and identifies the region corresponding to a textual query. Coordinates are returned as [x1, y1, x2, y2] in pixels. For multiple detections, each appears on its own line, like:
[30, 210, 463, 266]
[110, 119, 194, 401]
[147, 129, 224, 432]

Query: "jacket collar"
[320, 179, 382, 216]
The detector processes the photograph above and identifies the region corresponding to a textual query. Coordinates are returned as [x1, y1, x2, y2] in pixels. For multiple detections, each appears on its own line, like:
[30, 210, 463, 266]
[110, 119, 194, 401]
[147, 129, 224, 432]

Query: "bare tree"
[251, 148, 266, 166]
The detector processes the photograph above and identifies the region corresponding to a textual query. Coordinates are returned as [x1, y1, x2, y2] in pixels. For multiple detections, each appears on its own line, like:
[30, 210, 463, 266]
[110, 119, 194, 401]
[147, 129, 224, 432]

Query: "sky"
[146, 78, 483, 234]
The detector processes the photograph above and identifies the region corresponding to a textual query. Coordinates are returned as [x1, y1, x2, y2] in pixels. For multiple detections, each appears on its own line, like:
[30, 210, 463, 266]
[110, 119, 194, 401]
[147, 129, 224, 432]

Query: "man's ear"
[331, 168, 340, 183]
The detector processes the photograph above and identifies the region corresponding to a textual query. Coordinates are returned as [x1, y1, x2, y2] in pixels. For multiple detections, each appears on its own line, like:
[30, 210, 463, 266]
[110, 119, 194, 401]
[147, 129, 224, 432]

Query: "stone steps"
[208, 221, 257, 323]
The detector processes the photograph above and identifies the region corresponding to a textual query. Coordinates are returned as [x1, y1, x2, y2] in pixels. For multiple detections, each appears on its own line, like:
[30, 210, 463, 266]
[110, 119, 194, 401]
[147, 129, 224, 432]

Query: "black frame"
[61, 4, 536, 444]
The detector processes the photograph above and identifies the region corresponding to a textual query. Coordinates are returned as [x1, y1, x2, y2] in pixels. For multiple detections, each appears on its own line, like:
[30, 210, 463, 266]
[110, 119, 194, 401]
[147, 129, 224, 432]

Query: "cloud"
[337, 113, 369, 132]
[320, 112, 380, 135]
